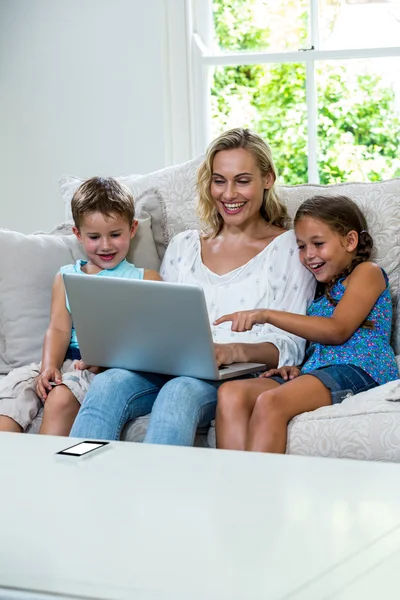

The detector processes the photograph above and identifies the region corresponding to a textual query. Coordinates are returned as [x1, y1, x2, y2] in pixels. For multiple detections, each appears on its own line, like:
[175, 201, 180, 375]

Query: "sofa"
[1, 157, 399, 460]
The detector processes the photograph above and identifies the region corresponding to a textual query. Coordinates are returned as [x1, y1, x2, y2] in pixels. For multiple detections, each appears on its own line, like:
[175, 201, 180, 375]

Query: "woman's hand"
[214, 343, 237, 367]
[74, 360, 104, 375]
[214, 309, 269, 332]
[259, 366, 301, 380]
[36, 367, 62, 401]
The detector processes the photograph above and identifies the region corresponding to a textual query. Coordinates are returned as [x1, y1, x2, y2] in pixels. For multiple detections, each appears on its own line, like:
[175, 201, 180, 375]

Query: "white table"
[1, 433, 400, 600]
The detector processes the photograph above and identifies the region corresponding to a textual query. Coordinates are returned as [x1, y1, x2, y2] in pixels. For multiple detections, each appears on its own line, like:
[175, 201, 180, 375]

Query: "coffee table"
[1, 432, 400, 599]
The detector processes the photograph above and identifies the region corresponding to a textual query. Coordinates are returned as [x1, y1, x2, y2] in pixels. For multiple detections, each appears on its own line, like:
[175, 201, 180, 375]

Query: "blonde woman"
[70, 128, 316, 445]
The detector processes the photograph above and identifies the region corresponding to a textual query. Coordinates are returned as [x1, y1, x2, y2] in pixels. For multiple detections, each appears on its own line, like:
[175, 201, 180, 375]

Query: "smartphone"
[56, 440, 110, 457]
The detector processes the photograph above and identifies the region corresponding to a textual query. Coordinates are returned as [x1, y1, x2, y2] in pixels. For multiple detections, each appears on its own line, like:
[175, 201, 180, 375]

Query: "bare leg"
[0, 416, 23, 433]
[216, 378, 280, 450]
[246, 375, 332, 453]
[39, 385, 80, 436]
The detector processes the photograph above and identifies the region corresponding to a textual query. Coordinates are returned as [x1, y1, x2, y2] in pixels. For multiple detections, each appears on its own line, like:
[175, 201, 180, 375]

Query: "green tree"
[212, 0, 400, 184]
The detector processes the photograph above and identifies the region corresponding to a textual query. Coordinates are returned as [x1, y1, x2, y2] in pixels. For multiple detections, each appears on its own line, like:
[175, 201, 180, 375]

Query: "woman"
[70, 127, 316, 445]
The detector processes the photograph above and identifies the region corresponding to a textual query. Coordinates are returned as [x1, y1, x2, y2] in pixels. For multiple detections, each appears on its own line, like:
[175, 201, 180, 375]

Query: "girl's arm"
[37, 274, 72, 398]
[215, 262, 386, 345]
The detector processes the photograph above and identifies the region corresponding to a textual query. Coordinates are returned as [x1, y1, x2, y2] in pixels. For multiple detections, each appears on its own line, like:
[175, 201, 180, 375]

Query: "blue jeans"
[69, 368, 220, 446]
[272, 364, 377, 404]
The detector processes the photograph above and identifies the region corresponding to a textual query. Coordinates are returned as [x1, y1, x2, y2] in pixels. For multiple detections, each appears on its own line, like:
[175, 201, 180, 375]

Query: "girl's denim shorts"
[271, 364, 378, 404]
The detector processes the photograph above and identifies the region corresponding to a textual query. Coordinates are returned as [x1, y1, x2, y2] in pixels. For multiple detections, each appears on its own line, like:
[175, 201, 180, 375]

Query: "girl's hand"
[259, 366, 301, 380]
[214, 309, 269, 332]
[36, 367, 62, 401]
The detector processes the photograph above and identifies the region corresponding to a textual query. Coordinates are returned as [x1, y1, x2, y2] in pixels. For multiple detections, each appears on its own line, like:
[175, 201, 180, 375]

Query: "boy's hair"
[71, 177, 135, 229]
[197, 127, 288, 237]
[294, 195, 374, 306]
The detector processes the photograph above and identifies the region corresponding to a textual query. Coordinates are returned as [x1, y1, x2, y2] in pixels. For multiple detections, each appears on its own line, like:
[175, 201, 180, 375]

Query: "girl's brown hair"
[197, 127, 288, 237]
[294, 195, 374, 306]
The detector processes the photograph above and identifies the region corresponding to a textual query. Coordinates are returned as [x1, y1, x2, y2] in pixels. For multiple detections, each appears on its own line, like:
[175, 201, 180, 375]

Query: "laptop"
[62, 274, 266, 381]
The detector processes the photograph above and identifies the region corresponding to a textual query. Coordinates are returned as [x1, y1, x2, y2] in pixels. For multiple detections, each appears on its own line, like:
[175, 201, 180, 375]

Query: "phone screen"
[56, 441, 109, 456]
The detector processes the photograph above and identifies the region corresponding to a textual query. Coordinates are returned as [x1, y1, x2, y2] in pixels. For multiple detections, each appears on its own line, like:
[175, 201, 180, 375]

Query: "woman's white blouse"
[160, 230, 316, 367]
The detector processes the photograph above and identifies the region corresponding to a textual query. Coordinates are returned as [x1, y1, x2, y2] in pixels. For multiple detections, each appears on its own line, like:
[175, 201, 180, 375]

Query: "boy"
[0, 177, 161, 436]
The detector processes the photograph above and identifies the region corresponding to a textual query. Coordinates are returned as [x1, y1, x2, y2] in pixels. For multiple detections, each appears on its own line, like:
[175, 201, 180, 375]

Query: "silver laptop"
[62, 274, 266, 381]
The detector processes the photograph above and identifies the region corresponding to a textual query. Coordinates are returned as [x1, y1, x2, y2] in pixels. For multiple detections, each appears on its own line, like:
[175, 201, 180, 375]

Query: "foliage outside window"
[211, 0, 400, 184]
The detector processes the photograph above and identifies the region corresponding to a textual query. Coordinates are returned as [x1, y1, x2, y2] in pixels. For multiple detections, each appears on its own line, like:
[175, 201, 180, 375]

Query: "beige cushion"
[59, 156, 203, 261]
[129, 156, 204, 252]
[395, 293, 400, 356]
[0, 215, 159, 375]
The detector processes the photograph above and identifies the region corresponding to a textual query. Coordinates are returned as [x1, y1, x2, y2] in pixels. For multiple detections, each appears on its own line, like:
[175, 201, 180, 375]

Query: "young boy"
[0, 177, 161, 436]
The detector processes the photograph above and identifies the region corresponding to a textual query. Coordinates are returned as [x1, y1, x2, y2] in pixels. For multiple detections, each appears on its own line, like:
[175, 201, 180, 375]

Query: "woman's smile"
[220, 200, 247, 215]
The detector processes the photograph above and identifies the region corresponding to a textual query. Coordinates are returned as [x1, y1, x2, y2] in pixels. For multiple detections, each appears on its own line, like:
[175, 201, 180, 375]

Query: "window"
[188, 0, 400, 184]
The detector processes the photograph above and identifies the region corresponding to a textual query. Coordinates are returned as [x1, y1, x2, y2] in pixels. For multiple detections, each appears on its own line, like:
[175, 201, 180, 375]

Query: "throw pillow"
[59, 155, 204, 261]
[394, 293, 400, 357]
[129, 155, 204, 248]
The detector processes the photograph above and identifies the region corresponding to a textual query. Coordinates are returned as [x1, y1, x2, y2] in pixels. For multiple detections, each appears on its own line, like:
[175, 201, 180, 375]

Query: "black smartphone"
[56, 440, 110, 457]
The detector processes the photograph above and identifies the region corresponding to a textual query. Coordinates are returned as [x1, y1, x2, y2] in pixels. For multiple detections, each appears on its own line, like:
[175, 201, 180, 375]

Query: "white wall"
[0, 0, 183, 233]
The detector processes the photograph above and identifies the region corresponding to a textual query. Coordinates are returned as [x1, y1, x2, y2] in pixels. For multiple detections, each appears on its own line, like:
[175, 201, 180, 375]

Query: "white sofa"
[1, 157, 399, 460]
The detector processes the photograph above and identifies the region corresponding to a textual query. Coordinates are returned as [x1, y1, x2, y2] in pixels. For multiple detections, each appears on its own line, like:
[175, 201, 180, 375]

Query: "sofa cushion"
[0, 214, 159, 375]
[278, 178, 400, 299]
[393, 294, 400, 358]
[60, 156, 204, 261]
[129, 156, 204, 250]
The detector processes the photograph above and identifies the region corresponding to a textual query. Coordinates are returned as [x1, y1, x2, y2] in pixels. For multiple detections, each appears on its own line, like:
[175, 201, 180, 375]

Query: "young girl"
[214, 195, 399, 453]
[0, 177, 161, 436]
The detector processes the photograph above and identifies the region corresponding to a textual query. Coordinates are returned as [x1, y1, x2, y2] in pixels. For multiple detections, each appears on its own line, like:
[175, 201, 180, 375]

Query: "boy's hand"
[259, 366, 301, 380]
[74, 360, 103, 375]
[214, 309, 269, 332]
[36, 367, 62, 401]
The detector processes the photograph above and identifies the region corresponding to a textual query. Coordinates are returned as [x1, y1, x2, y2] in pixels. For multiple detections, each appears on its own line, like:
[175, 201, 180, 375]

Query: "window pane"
[211, 63, 308, 184]
[319, 0, 400, 50]
[317, 57, 400, 183]
[213, 0, 310, 53]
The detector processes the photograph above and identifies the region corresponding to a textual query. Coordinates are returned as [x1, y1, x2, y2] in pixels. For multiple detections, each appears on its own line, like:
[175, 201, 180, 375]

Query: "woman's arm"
[214, 341, 279, 368]
[159, 233, 185, 283]
[216, 262, 386, 345]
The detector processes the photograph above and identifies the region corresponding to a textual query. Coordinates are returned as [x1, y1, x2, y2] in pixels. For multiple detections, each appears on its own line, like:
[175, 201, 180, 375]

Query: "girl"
[214, 195, 399, 453]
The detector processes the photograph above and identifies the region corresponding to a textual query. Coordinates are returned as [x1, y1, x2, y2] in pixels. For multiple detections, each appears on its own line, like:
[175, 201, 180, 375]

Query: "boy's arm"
[37, 274, 72, 399]
[144, 269, 162, 281]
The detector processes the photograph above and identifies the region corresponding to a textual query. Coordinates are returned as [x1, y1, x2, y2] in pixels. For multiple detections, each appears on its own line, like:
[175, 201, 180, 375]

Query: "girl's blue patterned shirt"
[302, 269, 398, 385]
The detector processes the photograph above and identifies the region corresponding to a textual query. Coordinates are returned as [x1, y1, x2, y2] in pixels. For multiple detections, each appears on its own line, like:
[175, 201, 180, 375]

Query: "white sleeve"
[257, 231, 316, 367]
[159, 233, 182, 283]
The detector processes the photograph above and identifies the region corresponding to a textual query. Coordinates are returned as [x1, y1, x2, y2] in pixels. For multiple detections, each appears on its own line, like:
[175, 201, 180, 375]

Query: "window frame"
[187, 0, 400, 183]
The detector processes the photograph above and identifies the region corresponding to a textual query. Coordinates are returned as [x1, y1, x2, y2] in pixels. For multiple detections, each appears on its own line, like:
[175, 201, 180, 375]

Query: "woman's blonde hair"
[197, 127, 288, 236]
